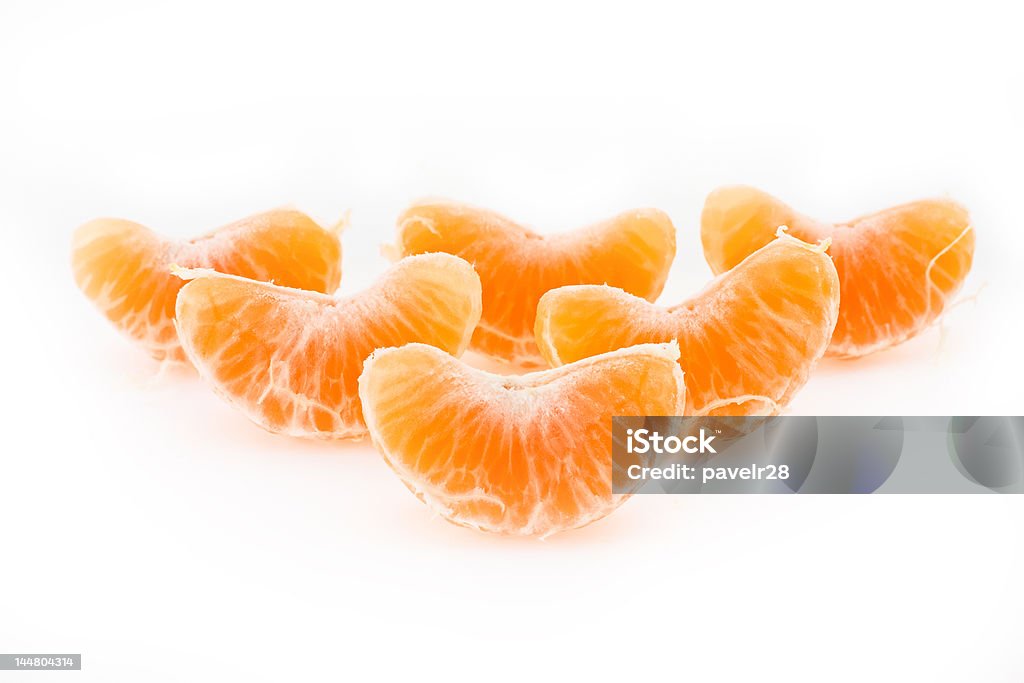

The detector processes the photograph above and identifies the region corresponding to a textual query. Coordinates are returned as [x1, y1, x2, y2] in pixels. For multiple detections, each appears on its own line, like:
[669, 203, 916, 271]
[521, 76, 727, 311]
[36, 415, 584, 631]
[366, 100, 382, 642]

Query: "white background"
[2, 1, 1023, 681]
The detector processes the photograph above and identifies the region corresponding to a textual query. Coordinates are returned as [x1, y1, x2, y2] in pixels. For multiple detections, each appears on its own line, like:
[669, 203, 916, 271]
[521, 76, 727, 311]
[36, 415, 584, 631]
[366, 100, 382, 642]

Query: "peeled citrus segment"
[175, 253, 482, 439]
[701, 186, 975, 357]
[391, 200, 676, 366]
[72, 209, 342, 362]
[535, 235, 839, 416]
[359, 342, 685, 537]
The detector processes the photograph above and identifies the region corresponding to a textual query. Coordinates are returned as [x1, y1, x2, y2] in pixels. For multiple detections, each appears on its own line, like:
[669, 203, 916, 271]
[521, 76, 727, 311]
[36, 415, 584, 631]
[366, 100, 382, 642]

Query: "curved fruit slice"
[536, 235, 839, 416]
[359, 342, 685, 537]
[701, 186, 975, 357]
[391, 199, 676, 366]
[72, 209, 342, 361]
[175, 253, 481, 439]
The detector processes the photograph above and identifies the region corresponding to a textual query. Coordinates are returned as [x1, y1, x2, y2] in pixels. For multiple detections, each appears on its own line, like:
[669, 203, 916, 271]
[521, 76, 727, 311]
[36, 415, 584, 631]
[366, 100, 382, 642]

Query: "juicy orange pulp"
[536, 235, 840, 416]
[72, 209, 342, 361]
[359, 342, 685, 536]
[175, 253, 482, 439]
[392, 200, 676, 366]
[701, 187, 975, 357]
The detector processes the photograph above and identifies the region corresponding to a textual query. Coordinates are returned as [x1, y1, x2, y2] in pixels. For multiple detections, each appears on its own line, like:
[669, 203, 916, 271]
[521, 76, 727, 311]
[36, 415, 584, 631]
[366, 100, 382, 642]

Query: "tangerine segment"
[701, 187, 975, 357]
[359, 342, 685, 537]
[174, 254, 482, 439]
[536, 236, 839, 416]
[72, 210, 342, 362]
[392, 200, 676, 366]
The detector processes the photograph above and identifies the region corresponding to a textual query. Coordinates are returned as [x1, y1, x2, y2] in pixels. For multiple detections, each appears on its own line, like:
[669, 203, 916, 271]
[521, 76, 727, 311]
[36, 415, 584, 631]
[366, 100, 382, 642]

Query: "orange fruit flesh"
[392, 200, 676, 366]
[175, 253, 481, 439]
[71, 209, 342, 362]
[359, 342, 685, 537]
[536, 236, 839, 416]
[701, 186, 975, 357]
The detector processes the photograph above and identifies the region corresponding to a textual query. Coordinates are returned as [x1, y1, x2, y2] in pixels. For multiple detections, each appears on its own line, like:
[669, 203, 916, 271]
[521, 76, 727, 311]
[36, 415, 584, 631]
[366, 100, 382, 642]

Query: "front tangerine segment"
[358, 342, 686, 537]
